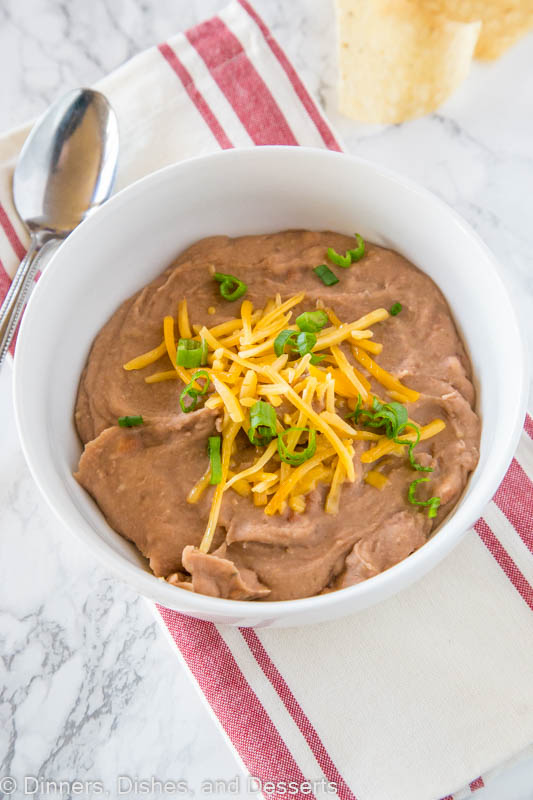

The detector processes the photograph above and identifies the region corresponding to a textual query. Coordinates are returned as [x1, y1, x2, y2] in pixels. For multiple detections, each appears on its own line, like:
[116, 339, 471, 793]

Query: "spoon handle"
[0, 234, 51, 367]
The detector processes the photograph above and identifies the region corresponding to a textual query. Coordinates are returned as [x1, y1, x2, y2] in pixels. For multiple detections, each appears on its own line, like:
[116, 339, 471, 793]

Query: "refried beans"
[74, 230, 481, 601]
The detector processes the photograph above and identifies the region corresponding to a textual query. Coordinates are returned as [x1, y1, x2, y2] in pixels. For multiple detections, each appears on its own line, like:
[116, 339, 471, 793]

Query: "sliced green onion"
[273, 330, 317, 358]
[349, 396, 432, 472]
[118, 415, 143, 427]
[208, 436, 222, 484]
[295, 310, 329, 333]
[313, 264, 339, 286]
[394, 423, 433, 472]
[248, 401, 277, 446]
[213, 272, 247, 301]
[390, 302, 402, 316]
[347, 393, 363, 422]
[327, 234, 365, 269]
[177, 338, 203, 368]
[179, 370, 210, 413]
[349, 397, 408, 439]
[274, 329, 297, 357]
[372, 401, 408, 438]
[295, 331, 316, 357]
[408, 478, 441, 519]
[347, 233, 365, 262]
[277, 427, 317, 466]
[310, 354, 326, 365]
[327, 247, 351, 268]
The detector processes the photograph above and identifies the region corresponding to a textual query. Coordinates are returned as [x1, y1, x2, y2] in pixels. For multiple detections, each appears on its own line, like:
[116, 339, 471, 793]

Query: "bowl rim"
[13, 145, 530, 620]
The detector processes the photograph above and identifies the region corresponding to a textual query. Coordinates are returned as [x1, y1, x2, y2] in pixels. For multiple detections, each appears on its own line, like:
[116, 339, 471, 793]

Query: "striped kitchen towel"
[1, 3, 532, 799]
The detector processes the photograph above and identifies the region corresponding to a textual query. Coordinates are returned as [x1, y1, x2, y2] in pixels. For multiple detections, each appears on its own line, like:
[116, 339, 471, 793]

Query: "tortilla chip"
[336, 0, 481, 123]
[424, 0, 533, 60]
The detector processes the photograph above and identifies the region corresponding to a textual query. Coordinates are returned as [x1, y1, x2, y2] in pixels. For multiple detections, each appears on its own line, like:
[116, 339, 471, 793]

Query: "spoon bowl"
[0, 88, 119, 364]
[13, 89, 119, 235]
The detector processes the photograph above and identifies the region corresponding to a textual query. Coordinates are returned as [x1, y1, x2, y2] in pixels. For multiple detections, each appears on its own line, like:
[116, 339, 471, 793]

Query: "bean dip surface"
[75, 230, 480, 601]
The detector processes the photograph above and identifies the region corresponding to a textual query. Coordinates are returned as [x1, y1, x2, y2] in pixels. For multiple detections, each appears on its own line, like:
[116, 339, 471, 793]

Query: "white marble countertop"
[1, 1, 532, 798]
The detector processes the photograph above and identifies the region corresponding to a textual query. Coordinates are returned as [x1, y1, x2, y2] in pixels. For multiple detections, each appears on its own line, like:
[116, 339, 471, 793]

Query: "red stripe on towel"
[524, 415, 533, 440]
[241, 628, 358, 800]
[186, 18, 299, 146]
[0, 258, 16, 356]
[0, 258, 11, 304]
[0, 203, 26, 260]
[157, 607, 317, 800]
[469, 777, 485, 791]
[475, 518, 533, 611]
[493, 458, 533, 552]
[236, 0, 342, 152]
[158, 43, 234, 150]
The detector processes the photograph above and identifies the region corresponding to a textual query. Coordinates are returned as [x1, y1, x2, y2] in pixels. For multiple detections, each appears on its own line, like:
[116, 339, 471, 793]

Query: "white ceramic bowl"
[14, 147, 528, 627]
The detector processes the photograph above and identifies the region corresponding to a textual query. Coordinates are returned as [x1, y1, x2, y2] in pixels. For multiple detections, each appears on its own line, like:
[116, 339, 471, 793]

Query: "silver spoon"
[0, 88, 119, 366]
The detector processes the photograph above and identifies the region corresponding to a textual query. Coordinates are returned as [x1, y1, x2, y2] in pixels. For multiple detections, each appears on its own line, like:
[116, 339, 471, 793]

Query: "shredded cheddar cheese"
[325, 307, 343, 327]
[210, 376, 244, 422]
[256, 292, 305, 330]
[319, 410, 358, 437]
[209, 313, 261, 338]
[289, 495, 306, 513]
[187, 465, 212, 504]
[178, 299, 192, 339]
[233, 481, 252, 497]
[292, 353, 312, 382]
[352, 345, 419, 403]
[314, 307, 389, 350]
[361, 419, 446, 463]
[240, 369, 257, 400]
[225, 439, 278, 490]
[252, 473, 280, 493]
[265, 443, 336, 515]
[325, 374, 336, 414]
[325, 456, 346, 514]
[123, 341, 167, 371]
[199, 421, 241, 553]
[240, 300, 254, 346]
[330, 345, 369, 400]
[365, 470, 389, 490]
[271, 354, 289, 372]
[293, 464, 332, 495]
[356, 339, 383, 355]
[144, 370, 179, 384]
[239, 323, 294, 358]
[242, 314, 290, 347]
[387, 390, 410, 404]
[125, 291, 447, 554]
[163, 316, 190, 383]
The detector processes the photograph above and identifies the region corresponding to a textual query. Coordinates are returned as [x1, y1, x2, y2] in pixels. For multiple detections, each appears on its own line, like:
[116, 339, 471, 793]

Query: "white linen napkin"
[1, 3, 532, 799]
